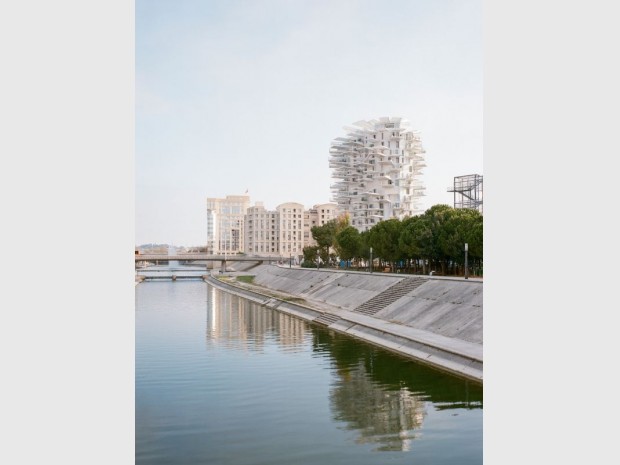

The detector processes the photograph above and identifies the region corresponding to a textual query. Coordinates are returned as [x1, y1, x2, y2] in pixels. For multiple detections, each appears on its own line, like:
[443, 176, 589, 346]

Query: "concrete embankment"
[204, 264, 483, 384]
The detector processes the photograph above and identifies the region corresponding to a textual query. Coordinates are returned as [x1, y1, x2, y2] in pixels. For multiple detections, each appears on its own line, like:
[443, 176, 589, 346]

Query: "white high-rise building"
[329, 117, 426, 232]
[206, 195, 250, 254]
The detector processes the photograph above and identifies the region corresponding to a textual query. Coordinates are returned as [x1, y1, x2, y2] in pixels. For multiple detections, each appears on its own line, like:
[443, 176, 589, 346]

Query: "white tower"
[329, 117, 426, 231]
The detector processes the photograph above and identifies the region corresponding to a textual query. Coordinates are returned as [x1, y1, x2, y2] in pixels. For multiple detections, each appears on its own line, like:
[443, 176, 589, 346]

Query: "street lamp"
[369, 247, 373, 274]
[289, 252, 292, 268]
[464, 243, 469, 279]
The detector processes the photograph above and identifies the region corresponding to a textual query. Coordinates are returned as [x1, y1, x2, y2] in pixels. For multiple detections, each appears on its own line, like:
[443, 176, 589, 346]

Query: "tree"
[366, 218, 403, 271]
[302, 245, 319, 262]
[399, 214, 430, 273]
[311, 214, 350, 265]
[421, 204, 454, 274]
[465, 212, 483, 261]
[436, 208, 483, 275]
[335, 226, 361, 265]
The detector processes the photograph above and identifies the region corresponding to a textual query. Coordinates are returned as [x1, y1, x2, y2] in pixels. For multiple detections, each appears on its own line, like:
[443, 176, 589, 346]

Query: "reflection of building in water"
[330, 361, 427, 452]
[206, 287, 308, 351]
[275, 312, 307, 348]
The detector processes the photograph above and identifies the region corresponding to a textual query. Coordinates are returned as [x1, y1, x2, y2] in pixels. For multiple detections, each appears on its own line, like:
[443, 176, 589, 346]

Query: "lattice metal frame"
[447, 174, 483, 213]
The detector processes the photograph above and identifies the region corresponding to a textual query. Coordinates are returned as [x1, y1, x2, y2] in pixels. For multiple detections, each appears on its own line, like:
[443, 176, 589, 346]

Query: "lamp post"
[289, 252, 292, 268]
[369, 247, 373, 274]
[464, 243, 469, 279]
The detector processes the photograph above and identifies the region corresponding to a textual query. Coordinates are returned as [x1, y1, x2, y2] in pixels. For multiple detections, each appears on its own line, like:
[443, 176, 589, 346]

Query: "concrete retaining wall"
[250, 264, 483, 344]
[212, 264, 483, 383]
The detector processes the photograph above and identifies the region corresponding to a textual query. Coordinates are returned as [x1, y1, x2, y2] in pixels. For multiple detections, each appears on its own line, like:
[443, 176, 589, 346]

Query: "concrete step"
[314, 313, 341, 326]
[353, 277, 427, 316]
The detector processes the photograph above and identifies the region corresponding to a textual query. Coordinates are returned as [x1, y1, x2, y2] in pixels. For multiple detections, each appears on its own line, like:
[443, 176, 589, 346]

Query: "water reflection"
[205, 285, 310, 352]
[203, 285, 482, 452]
[330, 362, 426, 451]
[311, 330, 482, 451]
[313, 329, 483, 408]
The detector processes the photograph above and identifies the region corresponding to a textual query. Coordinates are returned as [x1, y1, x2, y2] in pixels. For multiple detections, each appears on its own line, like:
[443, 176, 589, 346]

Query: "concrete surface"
[205, 264, 483, 384]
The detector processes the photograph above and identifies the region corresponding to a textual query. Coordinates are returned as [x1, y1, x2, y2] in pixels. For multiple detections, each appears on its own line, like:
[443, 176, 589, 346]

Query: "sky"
[135, 0, 483, 247]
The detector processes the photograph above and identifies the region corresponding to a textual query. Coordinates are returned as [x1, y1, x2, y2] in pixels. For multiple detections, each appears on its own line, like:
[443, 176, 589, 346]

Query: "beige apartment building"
[208, 196, 336, 261]
[303, 203, 338, 247]
[276, 202, 304, 258]
[206, 194, 250, 254]
[244, 202, 279, 255]
[244, 202, 304, 259]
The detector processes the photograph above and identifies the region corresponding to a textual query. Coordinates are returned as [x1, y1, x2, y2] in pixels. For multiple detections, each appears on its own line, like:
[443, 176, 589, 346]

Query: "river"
[136, 279, 482, 464]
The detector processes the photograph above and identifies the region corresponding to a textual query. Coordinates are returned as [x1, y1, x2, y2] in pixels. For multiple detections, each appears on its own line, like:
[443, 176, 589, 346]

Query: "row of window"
[247, 245, 299, 253]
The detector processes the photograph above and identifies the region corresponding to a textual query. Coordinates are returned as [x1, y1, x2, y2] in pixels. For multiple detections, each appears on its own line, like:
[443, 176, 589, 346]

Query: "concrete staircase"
[353, 277, 427, 316]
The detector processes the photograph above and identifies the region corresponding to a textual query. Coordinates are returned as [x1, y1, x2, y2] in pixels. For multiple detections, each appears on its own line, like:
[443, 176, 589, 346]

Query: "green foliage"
[236, 275, 255, 284]
[437, 208, 482, 265]
[303, 205, 482, 275]
[399, 215, 429, 259]
[335, 226, 361, 261]
[302, 245, 319, 262]
[367, 218, 403, 263]
[358, 231, 371, 259]
[311, 215, 350, 265]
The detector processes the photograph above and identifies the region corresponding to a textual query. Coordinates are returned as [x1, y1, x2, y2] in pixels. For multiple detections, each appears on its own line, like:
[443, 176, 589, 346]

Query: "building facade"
[243, 202, 305, 260]
[244, 202, 279, 255]
[276, 202, 304, 258]
[329, 117, 426, 232]
[206, 195, 251, 254]
[303, 203, 338, 247]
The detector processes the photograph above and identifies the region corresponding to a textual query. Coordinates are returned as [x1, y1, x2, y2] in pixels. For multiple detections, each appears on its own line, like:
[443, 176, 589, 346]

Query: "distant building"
[277, 202, 304, 258]
[244, 202, 279, 255]
[329, 116, 426, 232]
[447, 174, 483, 213]
[243, 202, 304, 260]
[206, 194, 251, 254]
[303, 203, 338, 247]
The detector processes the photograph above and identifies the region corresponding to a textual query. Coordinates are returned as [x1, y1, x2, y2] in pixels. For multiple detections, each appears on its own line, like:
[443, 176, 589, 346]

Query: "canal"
[136, 280, 482, 464]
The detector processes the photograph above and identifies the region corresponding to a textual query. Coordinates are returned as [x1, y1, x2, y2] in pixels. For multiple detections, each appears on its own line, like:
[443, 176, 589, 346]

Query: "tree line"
[302, 204, 483, 277]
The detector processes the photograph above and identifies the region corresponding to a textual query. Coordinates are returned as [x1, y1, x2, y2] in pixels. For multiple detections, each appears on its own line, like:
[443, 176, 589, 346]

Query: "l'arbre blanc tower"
[329, 117, 426, 232]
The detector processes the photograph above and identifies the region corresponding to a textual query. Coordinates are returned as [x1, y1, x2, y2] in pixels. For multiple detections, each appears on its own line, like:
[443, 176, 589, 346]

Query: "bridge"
[135, 253, 287, 277]
[135, 253, 283, 263]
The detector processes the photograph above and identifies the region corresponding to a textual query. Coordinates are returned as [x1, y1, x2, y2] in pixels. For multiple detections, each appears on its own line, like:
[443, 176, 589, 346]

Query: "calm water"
[136, 280, 482, 464]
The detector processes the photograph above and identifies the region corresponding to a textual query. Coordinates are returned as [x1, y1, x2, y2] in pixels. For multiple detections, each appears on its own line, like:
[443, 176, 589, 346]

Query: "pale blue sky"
[136, 0, 482, 246]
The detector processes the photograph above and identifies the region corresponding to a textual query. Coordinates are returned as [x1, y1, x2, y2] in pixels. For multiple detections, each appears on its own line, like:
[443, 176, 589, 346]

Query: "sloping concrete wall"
[250, 264, 483, 345]
[376, 280, 483, 344]
[251, 265, 404, 310]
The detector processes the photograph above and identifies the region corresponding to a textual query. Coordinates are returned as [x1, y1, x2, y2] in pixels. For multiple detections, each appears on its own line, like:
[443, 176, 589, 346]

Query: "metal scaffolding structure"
[447, 174, 483, 213]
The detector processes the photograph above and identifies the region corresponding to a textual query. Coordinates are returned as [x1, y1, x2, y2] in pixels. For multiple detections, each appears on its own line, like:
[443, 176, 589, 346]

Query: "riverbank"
[204, 264, 482, 384]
